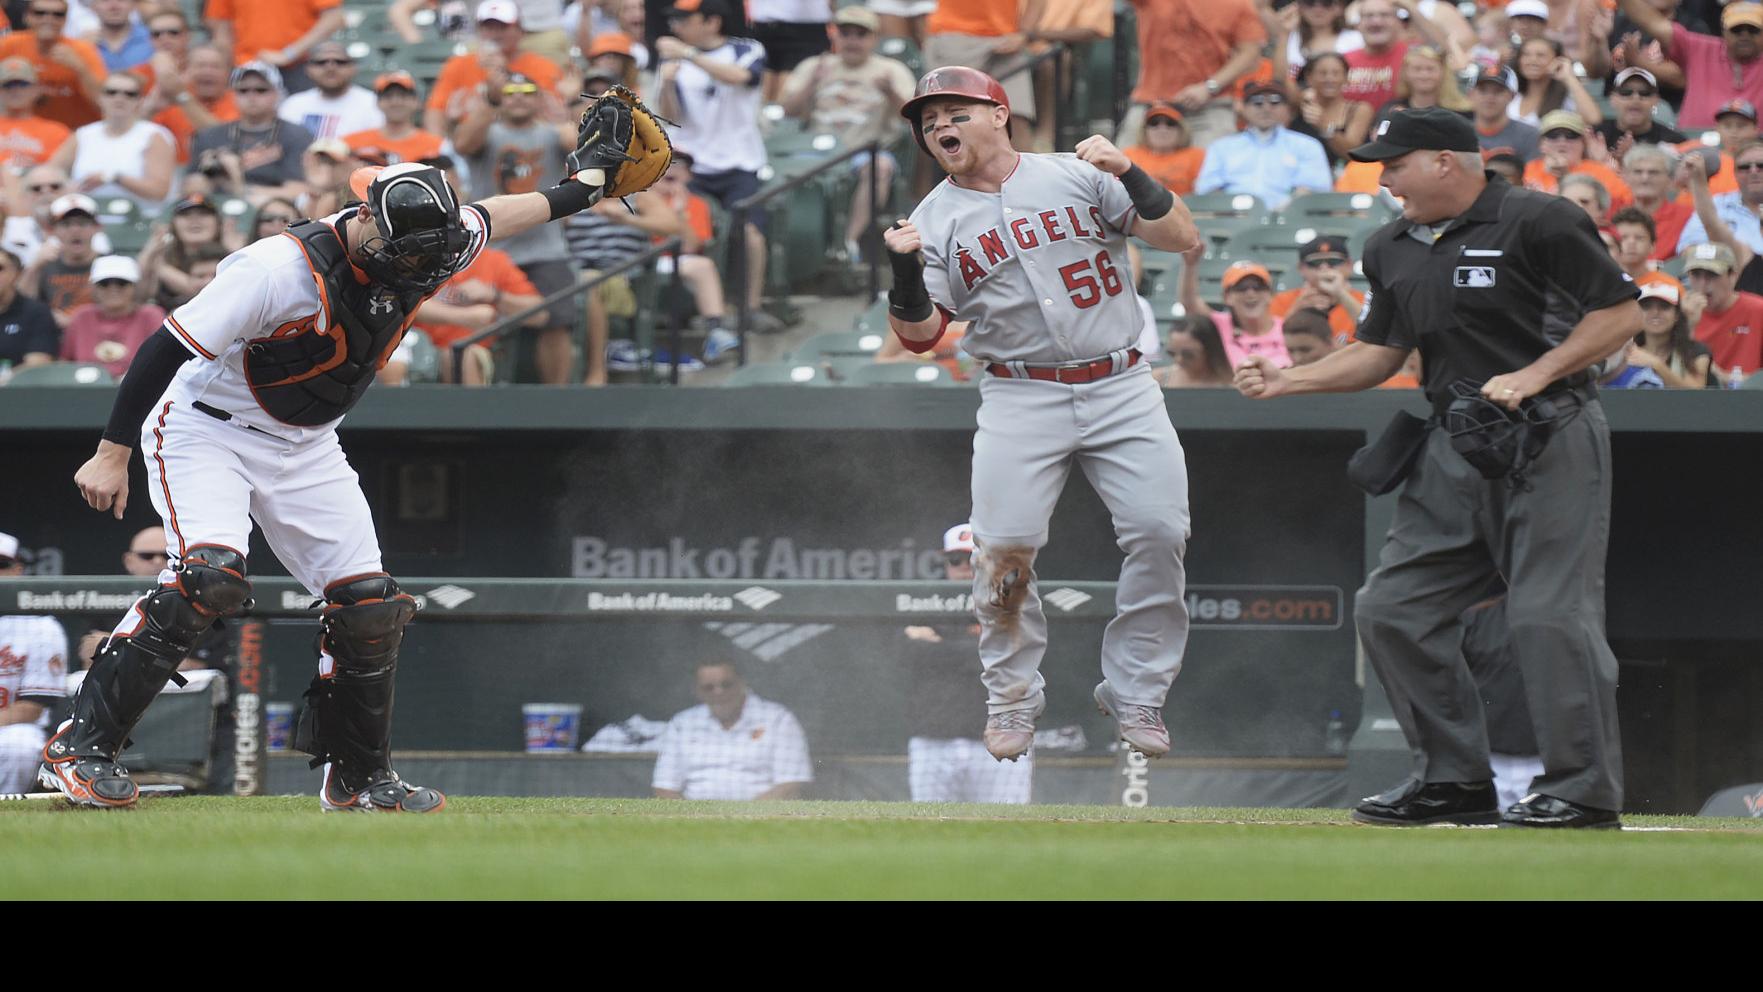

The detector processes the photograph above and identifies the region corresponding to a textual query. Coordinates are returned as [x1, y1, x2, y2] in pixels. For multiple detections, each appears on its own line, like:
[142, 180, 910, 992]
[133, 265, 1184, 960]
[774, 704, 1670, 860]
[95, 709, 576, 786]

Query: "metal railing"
[449, 237, 688, 385]
[993, 42, 1072, 149]
[727, 139, 885, 359]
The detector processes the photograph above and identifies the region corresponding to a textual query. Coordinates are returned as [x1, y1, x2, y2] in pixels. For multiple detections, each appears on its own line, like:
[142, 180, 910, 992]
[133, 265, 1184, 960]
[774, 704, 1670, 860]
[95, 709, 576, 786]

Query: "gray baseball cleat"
[1093, 681, 1170, 758]
[983, 694, 1045, 762]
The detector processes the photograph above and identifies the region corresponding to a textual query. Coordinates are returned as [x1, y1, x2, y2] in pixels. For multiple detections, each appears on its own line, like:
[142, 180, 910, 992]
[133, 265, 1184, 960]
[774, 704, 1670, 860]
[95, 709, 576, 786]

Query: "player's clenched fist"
[883, 218, 922, 256]
[74, 441, 132, 519]
[1074, 135, 1130, 177]
[1233, 355, 1289, 399]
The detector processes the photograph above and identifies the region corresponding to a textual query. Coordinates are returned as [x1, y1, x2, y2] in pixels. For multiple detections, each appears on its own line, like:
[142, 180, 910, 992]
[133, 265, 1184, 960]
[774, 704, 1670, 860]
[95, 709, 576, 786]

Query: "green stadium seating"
[877, 37, 924, 78]
[401, 328, 442, 383]
[8, 362, 114, 386]
[1181, 192, 1270, 223]
[1222, 223, 1358, 264]
[791, 329, 887, 362]
[724, 361, 831, 385]
[1282, 191, 1395, 225]
[1197, 214, 1268, 257]
[840, 361, 955, 386]
[851, 297, 889, 335]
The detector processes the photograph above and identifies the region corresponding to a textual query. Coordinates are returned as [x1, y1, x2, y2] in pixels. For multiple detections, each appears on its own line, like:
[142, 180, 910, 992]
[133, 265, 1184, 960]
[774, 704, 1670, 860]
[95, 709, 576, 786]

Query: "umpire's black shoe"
[1500, 793, 1621, 830]
[1352, 779, 1500, 826]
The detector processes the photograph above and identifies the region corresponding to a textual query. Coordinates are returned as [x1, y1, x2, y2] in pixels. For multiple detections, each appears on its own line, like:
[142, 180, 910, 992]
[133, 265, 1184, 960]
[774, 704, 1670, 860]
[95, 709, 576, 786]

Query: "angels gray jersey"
[912, 153, 1141, 364]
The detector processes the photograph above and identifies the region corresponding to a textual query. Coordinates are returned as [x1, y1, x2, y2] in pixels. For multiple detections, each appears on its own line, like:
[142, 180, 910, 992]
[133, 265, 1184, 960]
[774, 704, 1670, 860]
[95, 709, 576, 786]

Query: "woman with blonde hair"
[1373, 44, 1468, 130]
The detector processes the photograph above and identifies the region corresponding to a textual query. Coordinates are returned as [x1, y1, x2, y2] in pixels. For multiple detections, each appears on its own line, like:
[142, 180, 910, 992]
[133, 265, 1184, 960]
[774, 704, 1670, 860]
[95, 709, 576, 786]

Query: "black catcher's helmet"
[350, 163, 472, 293]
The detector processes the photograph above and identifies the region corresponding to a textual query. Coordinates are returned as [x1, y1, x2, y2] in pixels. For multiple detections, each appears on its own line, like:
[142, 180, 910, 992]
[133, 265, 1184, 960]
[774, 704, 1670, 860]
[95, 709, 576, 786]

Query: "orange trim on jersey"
[151, 401, 187, 558]
[164, 315, 217, 360]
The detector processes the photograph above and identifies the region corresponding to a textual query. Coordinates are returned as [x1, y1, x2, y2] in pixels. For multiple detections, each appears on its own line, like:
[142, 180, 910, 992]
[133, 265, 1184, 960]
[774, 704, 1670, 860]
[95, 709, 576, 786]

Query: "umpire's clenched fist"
[883, 218, 922, 256]
[1233, 355, 1289, 399]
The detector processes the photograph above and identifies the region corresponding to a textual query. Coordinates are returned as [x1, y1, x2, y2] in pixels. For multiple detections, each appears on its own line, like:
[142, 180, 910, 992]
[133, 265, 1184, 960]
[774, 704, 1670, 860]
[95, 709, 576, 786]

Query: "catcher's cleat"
[320, 763, 446, 814]
[38, 722, 139, 808]
[983, 694, 1045, 762]
[1093, 681, 1170, 758]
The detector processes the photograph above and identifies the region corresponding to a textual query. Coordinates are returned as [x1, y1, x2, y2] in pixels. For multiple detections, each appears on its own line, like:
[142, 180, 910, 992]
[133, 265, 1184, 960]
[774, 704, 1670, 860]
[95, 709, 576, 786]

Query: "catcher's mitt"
[568, 84, 674, 199]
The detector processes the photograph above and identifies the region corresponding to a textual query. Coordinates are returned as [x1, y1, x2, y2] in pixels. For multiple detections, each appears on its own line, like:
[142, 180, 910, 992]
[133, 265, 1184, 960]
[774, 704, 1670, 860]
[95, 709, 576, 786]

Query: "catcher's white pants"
[908, 737, 1033, 804]
[0, 723, 47, 794]
[969, 363, 1191, 714]
[129, 398, 384, 598]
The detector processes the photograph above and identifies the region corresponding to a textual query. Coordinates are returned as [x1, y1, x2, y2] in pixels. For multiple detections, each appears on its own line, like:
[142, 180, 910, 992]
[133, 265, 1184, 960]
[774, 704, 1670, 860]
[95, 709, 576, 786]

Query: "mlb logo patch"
[1454, 266, 1495, 287]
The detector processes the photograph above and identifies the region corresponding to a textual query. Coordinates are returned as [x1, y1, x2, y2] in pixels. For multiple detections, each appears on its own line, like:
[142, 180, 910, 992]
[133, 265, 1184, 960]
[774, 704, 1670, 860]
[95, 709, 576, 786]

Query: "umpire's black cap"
[1350, 108, 1480, 162]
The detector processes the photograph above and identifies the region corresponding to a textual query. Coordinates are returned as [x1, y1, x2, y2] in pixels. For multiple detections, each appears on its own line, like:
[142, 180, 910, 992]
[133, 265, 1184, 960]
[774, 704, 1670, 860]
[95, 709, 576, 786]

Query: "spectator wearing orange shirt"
[1269, 235, 1365, 345]
[425, 1, 566, 138]
[204, 0, 346, 95]
[1523, 110, 1633, 208]
[1120, 0, 1265, 149]
[923, 0, 1036, 148]
[0, 0, 107, 129]
[1121, 102, 1204, 196]
[150, 45, 237, 165]
[409, 245, 543, 385]
[343, 72, 444, 166]
[137, 6, 194, 102]
[0, 58, 71, 171]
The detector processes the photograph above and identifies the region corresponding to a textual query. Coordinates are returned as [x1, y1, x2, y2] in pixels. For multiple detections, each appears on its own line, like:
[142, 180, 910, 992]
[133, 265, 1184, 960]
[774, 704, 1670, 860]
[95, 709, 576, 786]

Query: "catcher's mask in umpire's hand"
[350, 163, 472, 293]
[1443, 379, 1561, 486]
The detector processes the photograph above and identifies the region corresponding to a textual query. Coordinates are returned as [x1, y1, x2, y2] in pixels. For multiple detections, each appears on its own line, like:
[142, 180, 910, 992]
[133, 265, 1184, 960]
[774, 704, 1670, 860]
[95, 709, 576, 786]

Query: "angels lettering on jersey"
[953, 203, 1114, 292]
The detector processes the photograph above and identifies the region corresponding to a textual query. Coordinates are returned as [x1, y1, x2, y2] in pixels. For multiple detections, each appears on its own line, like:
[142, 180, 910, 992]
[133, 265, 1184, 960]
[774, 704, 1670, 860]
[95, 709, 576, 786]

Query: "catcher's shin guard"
[294, 574, 420, 793]
[42, 545, 251, 806]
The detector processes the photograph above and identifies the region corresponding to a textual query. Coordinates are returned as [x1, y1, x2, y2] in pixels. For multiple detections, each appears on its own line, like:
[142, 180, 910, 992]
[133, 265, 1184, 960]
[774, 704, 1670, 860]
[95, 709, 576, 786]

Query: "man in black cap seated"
[1233, 107, 1641, 830]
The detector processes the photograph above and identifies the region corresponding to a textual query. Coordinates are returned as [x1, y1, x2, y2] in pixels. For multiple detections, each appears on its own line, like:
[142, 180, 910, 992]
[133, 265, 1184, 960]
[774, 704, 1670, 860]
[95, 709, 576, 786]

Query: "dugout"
[2, 387, 1759, 813]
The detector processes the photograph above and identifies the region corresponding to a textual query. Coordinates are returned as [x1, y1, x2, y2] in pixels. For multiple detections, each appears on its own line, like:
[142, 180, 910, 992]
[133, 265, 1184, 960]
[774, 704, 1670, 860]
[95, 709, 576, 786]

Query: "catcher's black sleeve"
[101, 327, 198, 447]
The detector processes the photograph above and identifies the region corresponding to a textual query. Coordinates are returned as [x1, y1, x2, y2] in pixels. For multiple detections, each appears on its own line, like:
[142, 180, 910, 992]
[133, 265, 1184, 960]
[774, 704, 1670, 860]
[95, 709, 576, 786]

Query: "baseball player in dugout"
[883, 67, 1199, 763]
[50, 89, 674, 811]
[1235, 108, 1641, 830]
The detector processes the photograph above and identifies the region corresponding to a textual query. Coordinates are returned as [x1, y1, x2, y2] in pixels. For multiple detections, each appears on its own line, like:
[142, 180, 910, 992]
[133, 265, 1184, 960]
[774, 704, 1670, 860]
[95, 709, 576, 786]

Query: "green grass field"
[3, 797, 1760, 899]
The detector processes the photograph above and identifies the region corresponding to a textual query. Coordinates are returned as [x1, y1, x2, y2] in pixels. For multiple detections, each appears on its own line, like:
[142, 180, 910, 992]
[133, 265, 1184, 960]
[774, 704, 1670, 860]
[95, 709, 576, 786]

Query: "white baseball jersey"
[0, 615, 69, 719]
[160, 206, 490, 441]
[650, 694, 812, 800]
[912, 153, 1142, 364]
[668, 38, 769, 174]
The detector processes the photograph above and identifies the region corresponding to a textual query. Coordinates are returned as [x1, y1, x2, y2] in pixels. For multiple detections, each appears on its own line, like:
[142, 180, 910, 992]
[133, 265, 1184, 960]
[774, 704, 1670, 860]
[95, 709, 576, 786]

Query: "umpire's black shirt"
[1356, 176, 1638, 408]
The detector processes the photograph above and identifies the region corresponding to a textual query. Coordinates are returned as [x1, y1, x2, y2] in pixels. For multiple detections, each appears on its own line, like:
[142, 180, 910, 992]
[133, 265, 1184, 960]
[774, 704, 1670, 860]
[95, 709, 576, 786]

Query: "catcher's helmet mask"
[1442, 378, 1580, 490]
[353, 163, 472, 294]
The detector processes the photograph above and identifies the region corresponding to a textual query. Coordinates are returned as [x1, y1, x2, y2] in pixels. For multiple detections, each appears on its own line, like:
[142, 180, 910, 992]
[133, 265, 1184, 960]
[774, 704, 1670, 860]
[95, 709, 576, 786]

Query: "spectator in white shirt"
[277, 41, 385, 140]
[651, 660, 813, 801]
[0, 530, 69, 796]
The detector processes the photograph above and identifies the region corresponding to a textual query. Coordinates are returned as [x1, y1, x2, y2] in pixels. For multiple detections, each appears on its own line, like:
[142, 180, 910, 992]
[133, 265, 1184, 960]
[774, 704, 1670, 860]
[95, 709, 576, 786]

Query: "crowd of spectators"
[1, 0, 1761, 390]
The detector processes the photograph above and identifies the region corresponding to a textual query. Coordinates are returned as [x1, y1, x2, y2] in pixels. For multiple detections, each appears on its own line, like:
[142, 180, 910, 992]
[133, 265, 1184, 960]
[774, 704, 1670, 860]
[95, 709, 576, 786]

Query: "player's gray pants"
[969, 363, 1190, 715]
[1355, 400, 1624, 811]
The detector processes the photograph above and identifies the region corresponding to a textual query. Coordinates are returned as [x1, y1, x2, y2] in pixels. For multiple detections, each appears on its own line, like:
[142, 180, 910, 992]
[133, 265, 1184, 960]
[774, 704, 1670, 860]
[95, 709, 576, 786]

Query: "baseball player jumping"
[884, 67, 1200, 761]
[49, 90, 672, 811]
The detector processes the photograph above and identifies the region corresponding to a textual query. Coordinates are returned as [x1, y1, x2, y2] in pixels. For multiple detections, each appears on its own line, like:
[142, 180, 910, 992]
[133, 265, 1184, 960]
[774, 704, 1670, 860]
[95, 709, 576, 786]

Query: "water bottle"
[0, 358, 13, 386]
[1729, 368, 1747, 390]
[1324, 709, 1348, 756]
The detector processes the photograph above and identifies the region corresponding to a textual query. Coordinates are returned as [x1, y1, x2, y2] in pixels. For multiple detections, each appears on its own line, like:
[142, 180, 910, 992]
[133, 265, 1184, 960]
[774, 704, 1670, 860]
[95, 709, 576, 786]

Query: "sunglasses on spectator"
[836, 25, 872, 36]
[29, 182, 62, 192]
[1542, 129, 1582, 140]
[1299, 0, 1339, 6]
[1613, 87, 1655, 98]
[95, 279, 132, 288]
[234, 85, 274, 95]
[1729, 24, 1763, 35]
[502, 83, 539, 94]
[29, 7, 67, 18]
[151, 26, 185, 37]
[308, 58, 352, 67]
[943, 552, 972, 566]
[1736, 160, 1763, 172]
[697, 679, 738, 692]
[1246, 95, 1284, 107]
[103, 87, 140, 97]
[1146, 118, 1181, 128]
[1304, 257, 1346, 268]
[1, 80, 32, 89]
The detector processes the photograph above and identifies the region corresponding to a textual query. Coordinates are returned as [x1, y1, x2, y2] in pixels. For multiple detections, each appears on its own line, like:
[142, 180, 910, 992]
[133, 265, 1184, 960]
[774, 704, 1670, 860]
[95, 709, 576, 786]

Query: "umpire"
[1234, 108, 1639, 829]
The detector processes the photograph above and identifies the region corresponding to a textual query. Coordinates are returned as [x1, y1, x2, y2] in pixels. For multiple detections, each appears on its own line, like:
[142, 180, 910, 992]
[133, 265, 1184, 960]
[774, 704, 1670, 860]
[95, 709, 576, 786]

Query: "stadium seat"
[401, 328, 442, 384]
[792, 329, 887, 362]
[724, 360, 831, 385]
[1198, 214, 1269, 257]
[851, 297, 889, 334]
[1222, 223, 1357, 263]
[1283, 191, 1396, 225]
[1181, 192, 1270, 224]
[841, 361, 955, 386]
[877, 36, 924, 77]
[8, 362, 114, 386]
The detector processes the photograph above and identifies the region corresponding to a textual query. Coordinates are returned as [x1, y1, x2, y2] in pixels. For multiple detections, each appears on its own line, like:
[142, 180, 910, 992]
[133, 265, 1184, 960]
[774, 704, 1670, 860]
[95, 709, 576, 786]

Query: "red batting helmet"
[900, 66, 1011, 154]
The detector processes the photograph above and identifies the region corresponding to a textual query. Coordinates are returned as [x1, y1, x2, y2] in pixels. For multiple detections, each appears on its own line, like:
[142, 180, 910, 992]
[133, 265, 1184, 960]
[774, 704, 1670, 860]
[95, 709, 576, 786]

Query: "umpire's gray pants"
[1355, 399, 1624, 811]
[969, 363, 1191, 714]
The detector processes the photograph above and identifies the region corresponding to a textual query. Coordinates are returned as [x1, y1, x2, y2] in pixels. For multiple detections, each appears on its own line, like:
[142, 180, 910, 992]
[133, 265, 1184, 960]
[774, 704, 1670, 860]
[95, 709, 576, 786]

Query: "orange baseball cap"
[1145, 102, 1183, 125]
[374, 70, 418, 94]
[586, 32, 634, 59]
[1222, 260, 1273, 290]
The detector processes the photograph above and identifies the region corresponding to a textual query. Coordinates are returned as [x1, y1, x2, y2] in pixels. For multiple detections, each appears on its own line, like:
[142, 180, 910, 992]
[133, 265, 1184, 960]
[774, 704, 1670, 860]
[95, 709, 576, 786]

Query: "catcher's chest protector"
[244, 220, 427, 427]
